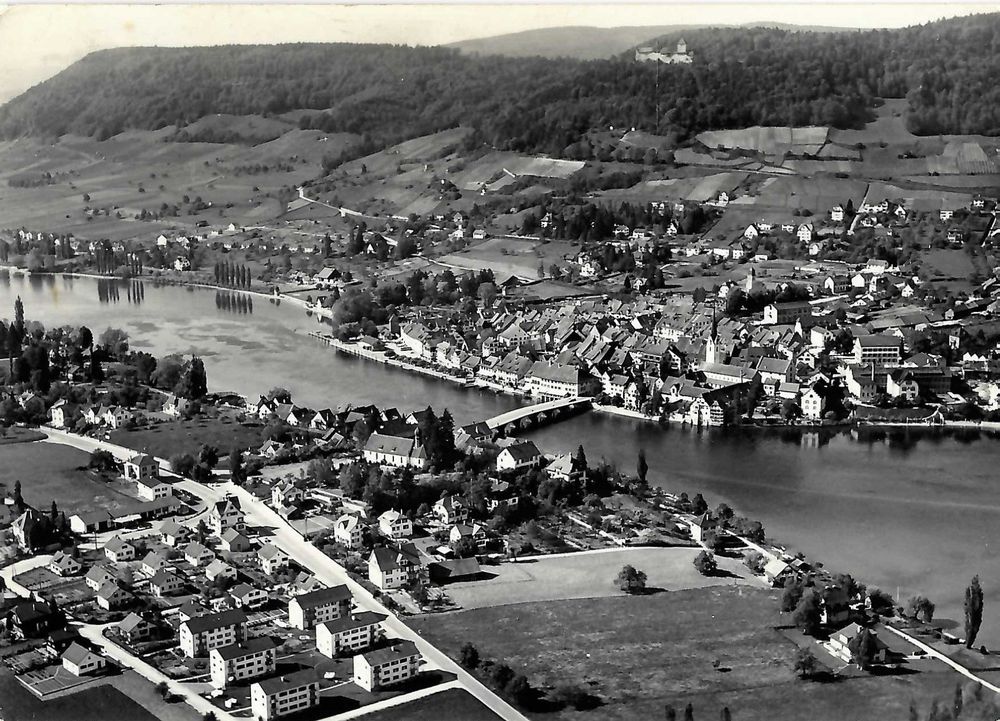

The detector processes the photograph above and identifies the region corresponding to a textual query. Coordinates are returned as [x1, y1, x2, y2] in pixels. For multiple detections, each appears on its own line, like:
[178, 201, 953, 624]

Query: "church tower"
[705, 306, 720, 365]
[677, 38, 687, 55]
[745, 265, 756, 293]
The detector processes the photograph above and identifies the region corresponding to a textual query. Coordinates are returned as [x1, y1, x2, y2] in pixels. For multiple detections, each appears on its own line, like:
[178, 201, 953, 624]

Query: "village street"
[36, 426, 530, 721]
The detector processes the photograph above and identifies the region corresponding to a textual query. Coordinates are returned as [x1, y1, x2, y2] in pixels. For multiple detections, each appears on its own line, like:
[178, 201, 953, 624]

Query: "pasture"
[697, 125, 829, 155]
[413, 586, 966, 721]
[363, 689, 503, 721]
[0, 441, 140, 515]
[437, 237, 579, 280]
[442, 547, 761, 610]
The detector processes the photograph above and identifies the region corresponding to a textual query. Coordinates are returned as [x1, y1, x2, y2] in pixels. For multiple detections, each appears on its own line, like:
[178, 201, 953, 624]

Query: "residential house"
[250, 669, 319, 721]
[206, 559, 238, 583]
[184, 542, 215, 567]
[210, 637, 278, 689]
[827, 623, 889, 666]
[6, 600, 64, 640]
[333, 515, 364, 549]
[118, 612, 155, 645]
[258, 543, 290, 576]
[352, 641, 421, 692]
[433, 495, 469, 525]
[47, 551, 81, 577]
[85, 565, 117, 592]
[135, 476, 173, 501]
[690, 513, 719, 544]
[96, 581, 132, 610]
[316, 612, 387, 657]
[61, 642, 106, 677]
[377, 510, 412, 539]
[104, 536, 136, 563]
[159, 520, 190, 547]
[220, 528, 252, 553]
[368, 544, 423, 591]
[230, 583, 269, 610]
[124, 453, 158, 482]
[288, 585, 352, 630]
[763, 558, 794, 587]
[150, 569, 186, 598]
[208, 497, 246, 535]
[496, 441, 543, 472]
[801, 387, 825, 420]
[179, 609, 248, 657]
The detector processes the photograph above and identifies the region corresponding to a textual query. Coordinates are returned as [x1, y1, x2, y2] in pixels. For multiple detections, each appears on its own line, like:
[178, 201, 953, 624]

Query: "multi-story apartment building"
[179, 609, 248, 657]
[209, 637, 277, 689]
[250, 670, 319, 721]
[316, 612, 386, 658]
[352, 641, 421, 691]
[287, 585, 352, 630]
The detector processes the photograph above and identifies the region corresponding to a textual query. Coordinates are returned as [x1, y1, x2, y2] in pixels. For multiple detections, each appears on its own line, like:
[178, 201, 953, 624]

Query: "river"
[1, 272, 998, 643]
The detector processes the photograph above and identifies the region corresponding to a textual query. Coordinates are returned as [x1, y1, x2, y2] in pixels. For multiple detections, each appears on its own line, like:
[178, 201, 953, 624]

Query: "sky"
[0, 2, 997, 103]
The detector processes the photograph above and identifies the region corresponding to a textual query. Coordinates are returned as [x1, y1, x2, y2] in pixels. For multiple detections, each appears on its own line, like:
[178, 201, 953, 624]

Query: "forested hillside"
[1, 13, 999, 155]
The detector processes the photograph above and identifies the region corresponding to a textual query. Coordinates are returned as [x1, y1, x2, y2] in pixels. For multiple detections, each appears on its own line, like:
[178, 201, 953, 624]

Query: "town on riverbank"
[0, 295, 995, 721]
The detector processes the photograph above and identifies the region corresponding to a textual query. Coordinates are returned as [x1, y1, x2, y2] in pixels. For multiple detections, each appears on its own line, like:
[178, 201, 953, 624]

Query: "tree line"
[5, 16, 1000, 152]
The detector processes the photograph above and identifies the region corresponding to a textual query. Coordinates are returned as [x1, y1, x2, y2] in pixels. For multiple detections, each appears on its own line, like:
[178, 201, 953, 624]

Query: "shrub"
[693, 550, 717, 576]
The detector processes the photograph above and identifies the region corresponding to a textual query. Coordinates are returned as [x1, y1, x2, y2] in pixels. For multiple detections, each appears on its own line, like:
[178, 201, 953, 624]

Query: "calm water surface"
[2, 273, 999, 642]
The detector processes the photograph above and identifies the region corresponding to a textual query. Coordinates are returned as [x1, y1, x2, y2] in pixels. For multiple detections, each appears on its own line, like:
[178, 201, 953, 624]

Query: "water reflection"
[215, 291, 254, 315]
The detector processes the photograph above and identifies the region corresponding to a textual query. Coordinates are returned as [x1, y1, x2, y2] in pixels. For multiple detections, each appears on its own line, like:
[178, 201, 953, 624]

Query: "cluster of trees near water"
[4, 15, 1000, 150]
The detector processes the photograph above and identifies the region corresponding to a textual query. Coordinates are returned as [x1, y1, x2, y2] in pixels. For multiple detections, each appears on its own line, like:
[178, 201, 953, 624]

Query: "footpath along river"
[2, 272, 999, 643]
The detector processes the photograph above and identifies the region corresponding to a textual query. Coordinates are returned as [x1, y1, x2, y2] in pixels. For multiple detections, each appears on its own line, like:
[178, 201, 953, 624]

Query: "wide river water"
[2, 273, 999, 642]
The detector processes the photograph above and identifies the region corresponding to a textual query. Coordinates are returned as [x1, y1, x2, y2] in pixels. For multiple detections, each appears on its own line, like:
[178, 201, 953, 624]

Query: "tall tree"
[13, 295, 24, 337]
[637, 450, 649, 485]
[571, 444, 588, 475]
[229, 448, 245, 485]
[965, 575, 985, 648]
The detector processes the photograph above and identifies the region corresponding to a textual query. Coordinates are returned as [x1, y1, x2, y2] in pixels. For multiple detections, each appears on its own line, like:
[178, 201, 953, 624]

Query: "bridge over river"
[484, 396, 592, 434]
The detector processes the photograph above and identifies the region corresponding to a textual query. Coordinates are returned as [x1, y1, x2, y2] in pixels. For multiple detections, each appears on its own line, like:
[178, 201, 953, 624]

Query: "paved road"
[42, 427, 529, 721]
[76, 622, 242, 721]
[882, 624, 1000, 694]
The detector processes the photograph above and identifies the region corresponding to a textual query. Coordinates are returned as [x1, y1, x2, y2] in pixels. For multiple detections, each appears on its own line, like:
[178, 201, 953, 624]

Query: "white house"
[316, 611, 386, 657]
[334, 514, 364, 549]
[352, 641, 421, 692]
[61, 643, 107, 677]
[377, 510, 412, 539]
[496, 441, 542, 472]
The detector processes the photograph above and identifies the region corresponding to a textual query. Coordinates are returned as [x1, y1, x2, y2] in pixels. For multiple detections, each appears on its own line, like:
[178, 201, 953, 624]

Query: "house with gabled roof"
[62, 642, 106, 676]
[47, 551, 81, 577]
[368, 544, 424, 591]
[150, 569, 186, 598]
[258, 543, 290, 576]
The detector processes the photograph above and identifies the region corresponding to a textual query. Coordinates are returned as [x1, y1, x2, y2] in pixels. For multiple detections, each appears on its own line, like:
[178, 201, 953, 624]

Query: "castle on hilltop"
[635, 39, 693, 64]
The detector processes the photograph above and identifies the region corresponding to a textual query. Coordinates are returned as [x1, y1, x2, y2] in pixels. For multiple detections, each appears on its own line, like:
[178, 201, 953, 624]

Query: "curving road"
[39, 426, 529, 721]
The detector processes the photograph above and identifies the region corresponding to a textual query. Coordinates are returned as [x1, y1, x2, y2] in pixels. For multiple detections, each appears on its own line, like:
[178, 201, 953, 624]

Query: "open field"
[697, 126, 829, 155]
[436, 237, 580, 280]
[0, 441, 140, 515]
[441, 547, 761, 610]
[412, 587, 969, 721]
[363, 689, 504, 721]
[0, 668, 163, 721]
[109, 416, 268, 463]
